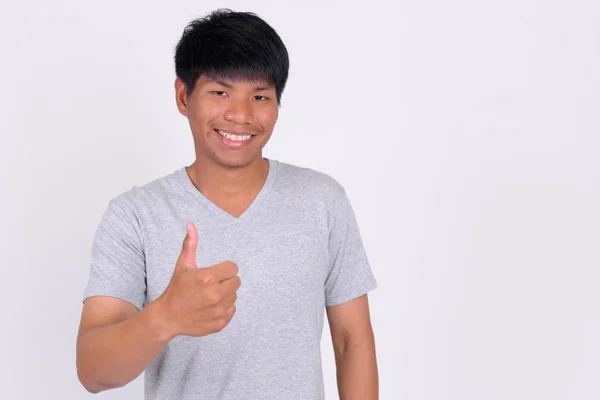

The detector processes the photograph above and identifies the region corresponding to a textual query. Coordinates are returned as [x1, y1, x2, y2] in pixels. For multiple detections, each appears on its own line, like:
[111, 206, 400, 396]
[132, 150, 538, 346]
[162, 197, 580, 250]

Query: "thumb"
[177, 222, 198, 268]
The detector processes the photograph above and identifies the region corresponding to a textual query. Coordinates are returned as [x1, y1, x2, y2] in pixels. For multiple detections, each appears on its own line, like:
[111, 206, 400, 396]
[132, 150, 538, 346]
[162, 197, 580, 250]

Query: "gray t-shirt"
[83, 157, 378, 400]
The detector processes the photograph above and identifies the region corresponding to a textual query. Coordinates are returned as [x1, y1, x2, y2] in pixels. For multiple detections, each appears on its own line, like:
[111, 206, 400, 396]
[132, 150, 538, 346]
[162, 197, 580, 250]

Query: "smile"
[216, 130, 254, 142]
[214, 129, 256, 148]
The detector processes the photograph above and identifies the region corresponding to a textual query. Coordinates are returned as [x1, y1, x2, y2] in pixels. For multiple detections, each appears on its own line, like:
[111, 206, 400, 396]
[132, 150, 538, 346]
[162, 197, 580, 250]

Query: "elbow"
[76, 357, 116, 394]
[83, 385, 102, 395]
[77, 368, 119, 394]
[77, 368, 102, 394]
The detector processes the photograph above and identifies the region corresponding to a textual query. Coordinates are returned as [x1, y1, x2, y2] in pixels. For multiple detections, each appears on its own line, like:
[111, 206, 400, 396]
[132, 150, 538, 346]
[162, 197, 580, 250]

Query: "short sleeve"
[324, 188, 378, 306]
[82, 198, 147, 310]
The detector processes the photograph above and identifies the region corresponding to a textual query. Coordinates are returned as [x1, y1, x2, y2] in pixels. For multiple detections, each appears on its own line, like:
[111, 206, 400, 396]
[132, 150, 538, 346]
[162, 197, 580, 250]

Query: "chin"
[211, 151, 262, 169]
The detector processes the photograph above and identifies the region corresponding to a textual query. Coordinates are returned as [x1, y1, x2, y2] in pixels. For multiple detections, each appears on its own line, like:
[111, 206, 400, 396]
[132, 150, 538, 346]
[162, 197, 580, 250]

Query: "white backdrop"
[1, 0, 599, 399]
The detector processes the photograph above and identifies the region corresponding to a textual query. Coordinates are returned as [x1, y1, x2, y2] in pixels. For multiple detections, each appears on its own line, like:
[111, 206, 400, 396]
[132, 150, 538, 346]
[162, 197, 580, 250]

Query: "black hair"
[174, 9, 289, 104]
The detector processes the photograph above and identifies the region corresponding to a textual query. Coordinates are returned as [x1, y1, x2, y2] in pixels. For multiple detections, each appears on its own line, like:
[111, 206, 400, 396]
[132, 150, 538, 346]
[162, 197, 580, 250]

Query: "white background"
[1, 0, 599, 399]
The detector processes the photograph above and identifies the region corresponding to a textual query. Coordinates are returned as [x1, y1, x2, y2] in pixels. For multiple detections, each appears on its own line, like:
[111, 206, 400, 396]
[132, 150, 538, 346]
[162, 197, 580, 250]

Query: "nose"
[223, 98, 253, 125]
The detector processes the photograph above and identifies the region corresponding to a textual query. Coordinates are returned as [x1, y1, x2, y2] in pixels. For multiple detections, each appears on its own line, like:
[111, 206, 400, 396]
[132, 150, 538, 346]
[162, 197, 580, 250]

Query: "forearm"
[334, 340, 379, 400]
[76, 299, 173, 393]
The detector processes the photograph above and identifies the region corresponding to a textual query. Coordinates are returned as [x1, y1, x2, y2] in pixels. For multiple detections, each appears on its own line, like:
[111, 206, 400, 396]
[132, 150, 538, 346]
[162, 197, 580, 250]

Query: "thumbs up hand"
[155, 222, 240, 339]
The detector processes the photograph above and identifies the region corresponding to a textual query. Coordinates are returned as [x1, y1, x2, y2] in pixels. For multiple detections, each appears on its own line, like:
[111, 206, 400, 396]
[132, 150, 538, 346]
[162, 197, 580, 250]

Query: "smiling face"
[175, 74, 279, 169]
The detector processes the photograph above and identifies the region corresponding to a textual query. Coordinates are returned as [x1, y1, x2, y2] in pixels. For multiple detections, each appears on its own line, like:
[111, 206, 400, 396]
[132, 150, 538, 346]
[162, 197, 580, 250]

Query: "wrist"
[146, 296, 177, 343]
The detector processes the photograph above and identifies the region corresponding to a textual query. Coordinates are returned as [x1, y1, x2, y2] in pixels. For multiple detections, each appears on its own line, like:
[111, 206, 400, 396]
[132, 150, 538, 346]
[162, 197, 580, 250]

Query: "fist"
[157, 222, 240, 338]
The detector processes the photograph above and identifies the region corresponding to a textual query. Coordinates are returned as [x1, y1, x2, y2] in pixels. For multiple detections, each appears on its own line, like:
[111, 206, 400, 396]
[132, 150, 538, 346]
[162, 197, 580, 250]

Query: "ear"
[175, 77, 189, 117]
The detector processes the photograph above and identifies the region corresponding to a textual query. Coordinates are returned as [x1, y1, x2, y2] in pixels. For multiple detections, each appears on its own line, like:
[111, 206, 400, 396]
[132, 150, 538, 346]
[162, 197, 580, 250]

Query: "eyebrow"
[253, 84, 275, 91]
[210, 79, 274, 92]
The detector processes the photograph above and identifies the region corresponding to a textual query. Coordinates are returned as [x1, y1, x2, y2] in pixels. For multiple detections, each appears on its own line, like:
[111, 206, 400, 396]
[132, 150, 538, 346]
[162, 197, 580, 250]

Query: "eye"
[254, 95, 269, 101]
[212, 90, 228, 97]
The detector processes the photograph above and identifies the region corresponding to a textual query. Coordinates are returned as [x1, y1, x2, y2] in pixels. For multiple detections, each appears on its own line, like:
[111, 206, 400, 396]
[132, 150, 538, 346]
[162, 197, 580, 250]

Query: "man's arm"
[77, 223, 240, 394]
[76, 296, 173, 393]
[326, 294, 378, 400]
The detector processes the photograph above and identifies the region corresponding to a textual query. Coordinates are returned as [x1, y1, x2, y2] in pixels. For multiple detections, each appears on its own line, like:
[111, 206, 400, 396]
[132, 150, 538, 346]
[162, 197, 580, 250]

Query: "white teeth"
[218, 130, 252, 142]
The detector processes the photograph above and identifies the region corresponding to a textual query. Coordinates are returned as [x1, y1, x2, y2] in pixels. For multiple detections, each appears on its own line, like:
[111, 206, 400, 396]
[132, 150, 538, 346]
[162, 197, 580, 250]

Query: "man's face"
[175, 74, 279, 169]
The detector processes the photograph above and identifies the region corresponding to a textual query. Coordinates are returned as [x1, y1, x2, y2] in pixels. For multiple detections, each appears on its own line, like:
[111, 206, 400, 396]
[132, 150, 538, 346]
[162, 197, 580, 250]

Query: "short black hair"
[174, 9, 289, 104]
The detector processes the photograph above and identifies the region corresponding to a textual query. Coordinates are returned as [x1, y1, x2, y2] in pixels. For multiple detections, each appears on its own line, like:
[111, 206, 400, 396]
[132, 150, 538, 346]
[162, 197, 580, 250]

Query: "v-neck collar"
[177, 157, 279, 224]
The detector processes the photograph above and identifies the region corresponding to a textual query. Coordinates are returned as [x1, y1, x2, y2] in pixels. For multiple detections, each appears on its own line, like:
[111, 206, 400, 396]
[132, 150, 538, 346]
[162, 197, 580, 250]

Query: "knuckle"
[227, 261, 239, 274]
[214, 305, 227, 318]
[218, 317, 230, 330]
[213, 320, 226, 332]
[204, 292, 220, 306]
[213, 308, 235, 332]
[206, 296, 219, 307]
[199, 271, 215, 285]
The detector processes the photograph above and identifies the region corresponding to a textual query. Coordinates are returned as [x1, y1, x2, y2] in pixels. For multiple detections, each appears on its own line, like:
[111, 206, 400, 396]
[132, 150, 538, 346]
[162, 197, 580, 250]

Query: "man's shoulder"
[275, 159, 347, 202]
[106, 167, 185, 212]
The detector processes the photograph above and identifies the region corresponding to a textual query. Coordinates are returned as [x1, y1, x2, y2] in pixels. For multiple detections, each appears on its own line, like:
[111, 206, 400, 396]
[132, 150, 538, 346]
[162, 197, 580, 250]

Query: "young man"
[76, 8, 378, 400]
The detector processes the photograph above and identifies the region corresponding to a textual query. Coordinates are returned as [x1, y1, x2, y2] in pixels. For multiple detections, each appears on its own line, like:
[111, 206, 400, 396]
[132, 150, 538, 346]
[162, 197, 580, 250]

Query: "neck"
[186, 154, 269, 199]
